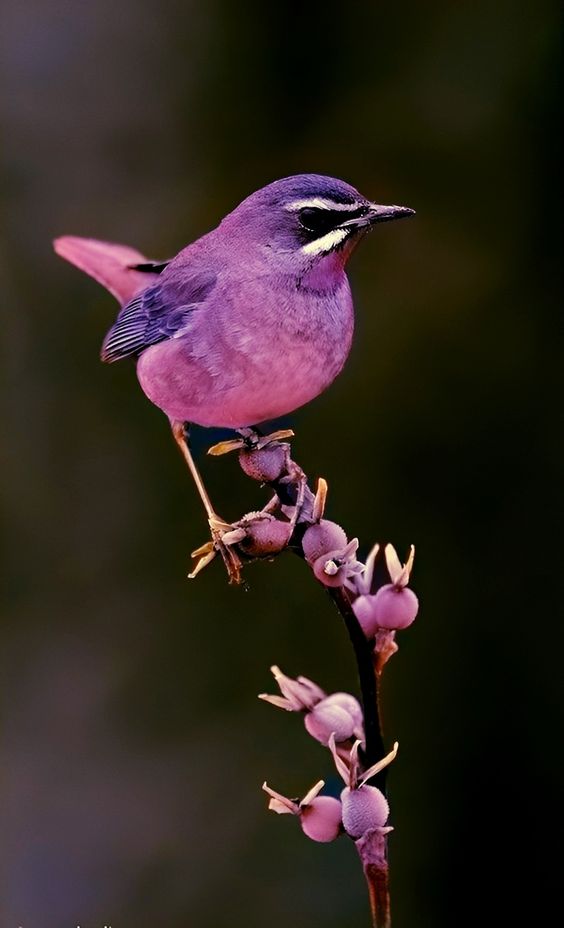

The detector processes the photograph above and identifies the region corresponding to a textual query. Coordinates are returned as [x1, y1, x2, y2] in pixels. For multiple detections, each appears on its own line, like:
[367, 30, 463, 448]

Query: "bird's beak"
[367, 203, 415, 224]
[338, 203, 415, 231]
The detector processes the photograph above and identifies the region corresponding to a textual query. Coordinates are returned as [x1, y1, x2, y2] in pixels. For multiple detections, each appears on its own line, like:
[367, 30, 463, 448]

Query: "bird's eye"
[298, 208, 336, 236]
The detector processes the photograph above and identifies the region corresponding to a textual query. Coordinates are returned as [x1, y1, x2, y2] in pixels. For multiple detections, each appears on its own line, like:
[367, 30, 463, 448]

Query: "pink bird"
[54, 174, 414, 579]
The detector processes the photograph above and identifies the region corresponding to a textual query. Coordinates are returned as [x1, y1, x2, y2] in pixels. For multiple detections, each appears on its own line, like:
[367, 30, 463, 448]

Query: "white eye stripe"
[285, 197, 363, 212]
[301, 227, 349, 255]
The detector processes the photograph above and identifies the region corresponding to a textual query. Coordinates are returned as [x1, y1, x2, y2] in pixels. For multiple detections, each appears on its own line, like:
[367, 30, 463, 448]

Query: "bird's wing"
[100, 270, 217, 363]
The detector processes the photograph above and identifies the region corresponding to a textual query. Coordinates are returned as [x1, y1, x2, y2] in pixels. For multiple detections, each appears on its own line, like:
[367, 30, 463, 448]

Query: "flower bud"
[340, 785, 389, 838]
[313, 539, 361, 588]
[300, 796, 343, 842]
[313, 553, 345, 587]
[305, 703, 355, 744]
[239, 443, 289, 482]
[321, 692, 364, 733]
[328, 736, 397, 839]
[304, 692, 364, 744]
[263, 780, 342, 843]
[370, 584, 419, 630]
[313, 539, 358, 586]
[302, 520, 348, 564]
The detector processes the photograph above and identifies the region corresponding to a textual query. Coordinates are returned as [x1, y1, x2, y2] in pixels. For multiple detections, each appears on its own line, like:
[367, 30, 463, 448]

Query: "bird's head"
[219, 174, 414, 281]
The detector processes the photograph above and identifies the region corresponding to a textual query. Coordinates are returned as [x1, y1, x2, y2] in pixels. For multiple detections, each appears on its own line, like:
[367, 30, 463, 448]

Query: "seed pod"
[340, 785, 389, 838]
[321, 692, 364, 733]
[305, 703, 355, 745]
[371, 584, 419, 630]
[302, 520, 348, 564]
[263, 780, 342, 844]
[304, 692, 363, 744]
[300, 796, 342, 842]
[238, 514, 293, 557]
[239, 444, 289, 482]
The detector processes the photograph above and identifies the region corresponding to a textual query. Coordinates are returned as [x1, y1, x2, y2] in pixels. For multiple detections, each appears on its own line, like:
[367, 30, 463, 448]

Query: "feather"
[100, 270, 217, 362]
[53, 236, 163, 304]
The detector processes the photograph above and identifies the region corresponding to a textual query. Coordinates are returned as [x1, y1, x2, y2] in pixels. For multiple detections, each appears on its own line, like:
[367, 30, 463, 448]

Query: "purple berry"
[302, 520, 348, 564]
[239, 444, 288, 482]
[340, 785, 389, 838]
[239, 515, 293, 556]
[371, 584, 419, 630]
[300, 796, 342, 842]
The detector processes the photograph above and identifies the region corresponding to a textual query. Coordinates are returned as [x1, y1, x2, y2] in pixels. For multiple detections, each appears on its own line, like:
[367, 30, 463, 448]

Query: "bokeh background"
[1, 2, 561, 926]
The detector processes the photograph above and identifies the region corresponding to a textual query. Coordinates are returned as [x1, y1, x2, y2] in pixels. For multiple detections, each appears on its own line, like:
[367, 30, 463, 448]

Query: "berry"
[302, 520, 348, 564]
[300, 796, 342, 842]
[239, 444, 288, 482]
[239, 514, 293, 556]
[371, 584, 419, 630]
[340, 785, 389, 838]
[305, 702, 355, 744]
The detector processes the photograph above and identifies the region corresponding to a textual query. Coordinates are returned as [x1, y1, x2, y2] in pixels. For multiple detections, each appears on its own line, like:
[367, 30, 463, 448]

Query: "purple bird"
[54, 174, 413, 579]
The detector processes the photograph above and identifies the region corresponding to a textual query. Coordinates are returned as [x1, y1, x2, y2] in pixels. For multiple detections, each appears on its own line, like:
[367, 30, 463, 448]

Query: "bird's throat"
[299, 236, 359, 292]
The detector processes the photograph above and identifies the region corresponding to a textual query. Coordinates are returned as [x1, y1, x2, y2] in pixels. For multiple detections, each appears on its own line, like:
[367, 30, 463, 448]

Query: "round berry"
[302, 520, 348, 564]
[305, 702, 356, 744]
[371, 584, 419, 630]
[340, 785, 389, 838]
[239, 515, 293, 556]
[300, 796, 342, 842]
[321, 692, 363, 732]
[239, 444, 288, 482]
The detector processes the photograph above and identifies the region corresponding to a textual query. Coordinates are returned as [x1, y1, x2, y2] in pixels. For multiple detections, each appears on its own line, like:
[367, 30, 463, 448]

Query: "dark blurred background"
[0, 2, 561, 926]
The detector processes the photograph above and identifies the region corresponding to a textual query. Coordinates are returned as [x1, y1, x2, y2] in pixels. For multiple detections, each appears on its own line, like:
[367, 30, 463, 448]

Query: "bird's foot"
[207, 428, 295, 457]
[189, 515, 243, 583]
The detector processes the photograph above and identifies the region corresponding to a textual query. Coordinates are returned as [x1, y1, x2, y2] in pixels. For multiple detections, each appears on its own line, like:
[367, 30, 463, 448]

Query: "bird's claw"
[188, 516, 243, 583]
[188, 541, 216, 579]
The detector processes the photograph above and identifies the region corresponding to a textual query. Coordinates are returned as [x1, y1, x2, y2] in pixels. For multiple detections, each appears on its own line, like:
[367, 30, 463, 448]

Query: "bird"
[54, 174, 414, 580]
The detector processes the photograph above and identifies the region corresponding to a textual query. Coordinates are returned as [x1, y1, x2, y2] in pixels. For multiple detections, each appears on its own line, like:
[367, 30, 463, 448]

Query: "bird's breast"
[227, 274, 354, 409]
[136, 274, 354, 428]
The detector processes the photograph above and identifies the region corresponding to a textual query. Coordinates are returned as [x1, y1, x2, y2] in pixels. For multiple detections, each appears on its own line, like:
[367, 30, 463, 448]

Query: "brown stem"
[327, 586, 388, 791]
[364, 859, 391, 928]
[356, 828, 392, 928]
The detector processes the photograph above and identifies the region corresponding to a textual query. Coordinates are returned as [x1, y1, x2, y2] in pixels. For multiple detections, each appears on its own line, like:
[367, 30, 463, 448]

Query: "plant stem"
[328, 586, 392, 928]
[327, 586, 388, 790]
[234, 436, 393, 926]
[362, 853, 391, 928]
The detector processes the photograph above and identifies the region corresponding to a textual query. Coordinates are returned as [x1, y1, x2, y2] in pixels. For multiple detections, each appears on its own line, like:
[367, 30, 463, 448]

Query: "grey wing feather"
[101, 270, 216, 362]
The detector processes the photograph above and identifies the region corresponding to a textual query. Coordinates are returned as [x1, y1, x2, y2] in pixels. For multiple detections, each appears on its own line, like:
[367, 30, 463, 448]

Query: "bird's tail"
[53, 235, 163, 305]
